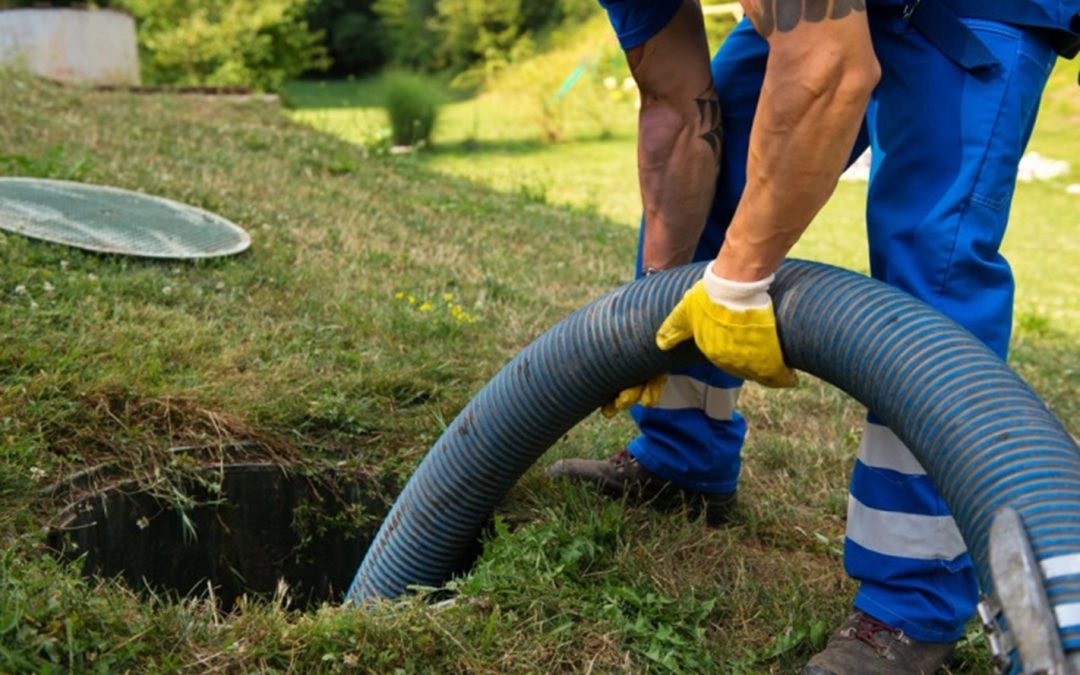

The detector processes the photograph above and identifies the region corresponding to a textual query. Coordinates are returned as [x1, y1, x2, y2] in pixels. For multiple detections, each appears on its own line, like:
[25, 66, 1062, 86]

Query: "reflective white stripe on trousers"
[846, 494, 968, 561]
[652, 374, 739, 421]
[847, 423, 967, 561]
[858, 422, 927, 475]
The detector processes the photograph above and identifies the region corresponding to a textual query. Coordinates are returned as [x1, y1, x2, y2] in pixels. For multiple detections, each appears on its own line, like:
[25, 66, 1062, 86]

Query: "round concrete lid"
[0, 178, 251, 258]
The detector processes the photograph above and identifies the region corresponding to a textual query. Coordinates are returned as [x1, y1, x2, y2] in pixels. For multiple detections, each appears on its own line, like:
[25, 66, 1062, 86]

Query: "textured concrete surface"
[0, 8, 139, 86]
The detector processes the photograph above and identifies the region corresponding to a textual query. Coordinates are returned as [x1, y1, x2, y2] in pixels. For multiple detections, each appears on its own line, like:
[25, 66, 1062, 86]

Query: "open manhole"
[47, 463, 397, 610]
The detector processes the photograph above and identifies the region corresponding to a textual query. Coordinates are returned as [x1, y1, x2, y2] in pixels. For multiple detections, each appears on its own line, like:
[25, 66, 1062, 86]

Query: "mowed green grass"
[285, 16, 647, 235]
[0, 52, 1076, 674]
[287, 51, 1080, 334]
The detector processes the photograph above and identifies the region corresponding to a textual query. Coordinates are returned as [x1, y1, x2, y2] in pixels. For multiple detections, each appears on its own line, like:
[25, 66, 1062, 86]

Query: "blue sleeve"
[599, 0, 683, 50]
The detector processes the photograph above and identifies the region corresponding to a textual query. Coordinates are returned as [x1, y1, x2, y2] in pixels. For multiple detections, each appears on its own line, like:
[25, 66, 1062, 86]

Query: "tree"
[305, 0, 388, 77]
[112, 0, 329, 91]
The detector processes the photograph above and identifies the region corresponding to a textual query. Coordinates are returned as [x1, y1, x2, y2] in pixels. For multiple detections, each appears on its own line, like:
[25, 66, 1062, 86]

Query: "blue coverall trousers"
[627, 12, 1059, 642]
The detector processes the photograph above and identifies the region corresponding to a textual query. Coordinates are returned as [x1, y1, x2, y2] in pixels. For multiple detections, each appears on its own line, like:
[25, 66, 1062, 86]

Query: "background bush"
[113, 0, 329, 91]
[383, 71, 443, 146]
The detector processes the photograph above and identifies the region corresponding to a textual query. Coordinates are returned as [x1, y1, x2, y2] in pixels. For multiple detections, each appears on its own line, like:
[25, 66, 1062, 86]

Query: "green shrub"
[112, 0, 330, 92]
[383, 71, 442, 147]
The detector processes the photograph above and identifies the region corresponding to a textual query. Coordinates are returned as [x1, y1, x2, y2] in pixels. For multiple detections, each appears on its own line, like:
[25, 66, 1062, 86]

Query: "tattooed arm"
[713, 0, 879, 281]
[627, 0, 720, 271]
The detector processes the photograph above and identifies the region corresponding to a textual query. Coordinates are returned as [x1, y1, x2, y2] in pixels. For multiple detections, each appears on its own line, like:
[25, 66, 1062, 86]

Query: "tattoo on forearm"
[747, 0, 866, 37]
[695, 84, 722, 165]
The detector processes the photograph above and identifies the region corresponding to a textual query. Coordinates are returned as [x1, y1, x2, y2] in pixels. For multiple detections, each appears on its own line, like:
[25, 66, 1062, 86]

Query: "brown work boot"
[546, 449, 736, 526]
[802, 611, 956, 675]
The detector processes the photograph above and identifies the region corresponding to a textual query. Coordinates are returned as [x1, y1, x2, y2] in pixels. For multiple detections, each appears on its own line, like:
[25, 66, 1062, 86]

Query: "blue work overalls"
[625, 3, 1067, 642]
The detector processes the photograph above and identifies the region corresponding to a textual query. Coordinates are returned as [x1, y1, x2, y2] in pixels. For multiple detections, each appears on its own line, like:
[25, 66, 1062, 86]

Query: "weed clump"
[394, 291, 476, 325]
[383, 71, 443, 148]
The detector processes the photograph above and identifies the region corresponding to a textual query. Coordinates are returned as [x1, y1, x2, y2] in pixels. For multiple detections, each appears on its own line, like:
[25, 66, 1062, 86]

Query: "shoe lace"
[847, 613, 905, 656]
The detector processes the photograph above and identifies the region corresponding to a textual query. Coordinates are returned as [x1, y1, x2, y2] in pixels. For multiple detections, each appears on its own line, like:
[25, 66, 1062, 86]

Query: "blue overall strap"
[901, 0, 1080, 73]
[904, 0, 1000, 70]
[945, 0, 1065, 27]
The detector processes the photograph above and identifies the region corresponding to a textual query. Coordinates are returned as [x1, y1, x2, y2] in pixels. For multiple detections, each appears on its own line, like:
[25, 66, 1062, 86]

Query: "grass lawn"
[286, 48, 1080, 333]
[0, 51, 1077, 674]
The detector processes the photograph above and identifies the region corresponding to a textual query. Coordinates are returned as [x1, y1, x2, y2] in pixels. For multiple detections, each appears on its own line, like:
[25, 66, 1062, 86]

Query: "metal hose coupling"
[981, 507, 1078, 674]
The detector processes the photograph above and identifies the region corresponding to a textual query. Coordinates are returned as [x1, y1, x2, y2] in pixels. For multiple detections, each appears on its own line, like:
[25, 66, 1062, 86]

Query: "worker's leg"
[847, 14, 1057, 642]
[628, 17, 870, 495]
[625, 19, 769, 495]
[555, 18, 867, 506]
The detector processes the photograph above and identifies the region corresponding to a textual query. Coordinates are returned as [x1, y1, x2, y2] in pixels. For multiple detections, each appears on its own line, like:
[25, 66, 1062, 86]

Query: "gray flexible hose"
[345, 259, 1080, 656]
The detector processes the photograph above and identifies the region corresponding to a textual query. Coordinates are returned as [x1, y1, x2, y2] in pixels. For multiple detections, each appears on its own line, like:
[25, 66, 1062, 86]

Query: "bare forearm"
[715, 59, 873, 279]
[638, 83, 720, 270]
[716, 0, 878, 281]
[629, 0, 719, 272]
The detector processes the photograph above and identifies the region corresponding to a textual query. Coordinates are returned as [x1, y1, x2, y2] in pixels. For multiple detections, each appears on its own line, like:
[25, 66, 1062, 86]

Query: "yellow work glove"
[655, 267, 797, 388]
[601, 374, 667, 418]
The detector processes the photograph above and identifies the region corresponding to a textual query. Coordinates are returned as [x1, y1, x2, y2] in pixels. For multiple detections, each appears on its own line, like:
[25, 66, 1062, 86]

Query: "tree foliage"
[3, 0, 599, 85]
[305, 0, 388, 77]
[370, 0, 439, 71]
[432, 0, 531, 75]
[309, 0, 598, 78]
[112, 0, 329, 91]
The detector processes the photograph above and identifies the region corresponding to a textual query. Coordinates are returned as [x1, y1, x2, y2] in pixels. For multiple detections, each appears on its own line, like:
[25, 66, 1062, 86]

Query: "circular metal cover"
[0, 178, 251, 258]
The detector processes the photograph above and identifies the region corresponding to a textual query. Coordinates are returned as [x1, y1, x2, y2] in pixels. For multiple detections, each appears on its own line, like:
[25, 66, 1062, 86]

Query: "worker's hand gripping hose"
[655, 267, 796, 387]
[603, 265, 794, 416]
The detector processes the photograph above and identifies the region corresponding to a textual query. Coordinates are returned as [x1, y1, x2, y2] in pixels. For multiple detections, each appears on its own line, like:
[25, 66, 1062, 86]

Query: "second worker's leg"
[805, 12, 1058, 675]
[548, 20, 772, 525]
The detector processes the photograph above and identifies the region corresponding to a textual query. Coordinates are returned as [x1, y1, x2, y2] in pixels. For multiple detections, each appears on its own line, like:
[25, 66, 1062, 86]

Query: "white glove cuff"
[702, 266, 773, 310]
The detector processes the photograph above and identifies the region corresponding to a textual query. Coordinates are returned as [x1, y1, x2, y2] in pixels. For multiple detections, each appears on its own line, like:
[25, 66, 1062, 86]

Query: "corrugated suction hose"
[345, 259, 1080, 655]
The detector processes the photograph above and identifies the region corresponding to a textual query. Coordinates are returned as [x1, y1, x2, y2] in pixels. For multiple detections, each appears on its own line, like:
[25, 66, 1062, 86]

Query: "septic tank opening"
[47, 463, 400, 611]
